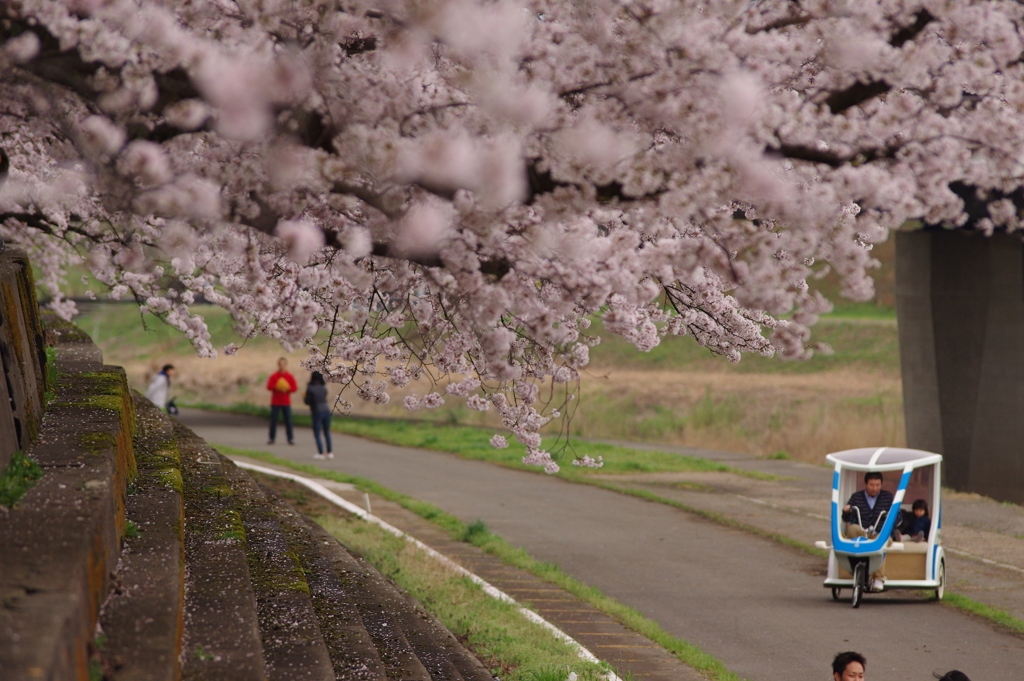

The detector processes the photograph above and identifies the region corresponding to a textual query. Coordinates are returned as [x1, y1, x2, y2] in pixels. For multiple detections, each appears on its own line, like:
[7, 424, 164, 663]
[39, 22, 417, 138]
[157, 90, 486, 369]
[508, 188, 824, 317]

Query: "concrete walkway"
[178, 408, 1024, 681]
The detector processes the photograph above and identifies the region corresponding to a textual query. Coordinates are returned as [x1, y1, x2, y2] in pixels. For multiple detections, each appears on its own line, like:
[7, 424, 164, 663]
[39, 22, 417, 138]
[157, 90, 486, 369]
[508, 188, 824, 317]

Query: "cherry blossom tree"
[3, 0, 1023, 471]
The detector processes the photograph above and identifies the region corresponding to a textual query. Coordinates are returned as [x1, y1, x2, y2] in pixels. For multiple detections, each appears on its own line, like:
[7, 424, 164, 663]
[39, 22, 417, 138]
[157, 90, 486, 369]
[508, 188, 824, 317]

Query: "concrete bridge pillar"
[896, 229, 1024, 504]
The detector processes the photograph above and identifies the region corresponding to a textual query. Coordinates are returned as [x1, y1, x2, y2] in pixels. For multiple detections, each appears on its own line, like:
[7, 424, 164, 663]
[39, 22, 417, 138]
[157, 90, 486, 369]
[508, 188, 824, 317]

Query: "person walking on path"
[303, 370, 333, 459]
[832, 651, 866, 681]
[266, 357, 298, 445]
[145, 364, 175, 412]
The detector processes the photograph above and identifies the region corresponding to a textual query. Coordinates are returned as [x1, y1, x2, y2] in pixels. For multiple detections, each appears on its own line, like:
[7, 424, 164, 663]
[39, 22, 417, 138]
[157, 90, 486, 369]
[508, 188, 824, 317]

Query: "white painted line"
[234, 460, 624, 681]
[944, 547, 1024, 576]
[732, 493, 830, 521]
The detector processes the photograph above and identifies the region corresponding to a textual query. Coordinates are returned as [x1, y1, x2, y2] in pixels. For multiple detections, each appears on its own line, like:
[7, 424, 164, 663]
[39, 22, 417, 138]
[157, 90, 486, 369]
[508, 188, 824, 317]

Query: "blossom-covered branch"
[3, 0, 1024, 471]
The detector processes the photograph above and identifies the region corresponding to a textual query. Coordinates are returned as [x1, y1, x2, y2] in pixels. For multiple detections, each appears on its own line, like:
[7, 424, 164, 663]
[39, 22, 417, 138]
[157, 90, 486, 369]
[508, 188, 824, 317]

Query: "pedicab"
[815, 447, 946, 607]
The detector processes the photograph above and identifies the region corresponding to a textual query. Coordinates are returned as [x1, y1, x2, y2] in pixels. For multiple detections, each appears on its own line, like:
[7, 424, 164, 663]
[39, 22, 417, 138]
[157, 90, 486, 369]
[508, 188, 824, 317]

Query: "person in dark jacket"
[842, 471, 895, 532]
[934, 672, 970, 681]
[303, 371, 333, 460]
[897, 499, 931, 542]
[842, 471, 894, 591]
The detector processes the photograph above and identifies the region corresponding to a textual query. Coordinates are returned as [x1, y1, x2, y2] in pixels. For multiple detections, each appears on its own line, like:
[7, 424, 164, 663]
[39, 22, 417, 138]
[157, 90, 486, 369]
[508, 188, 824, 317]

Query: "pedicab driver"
[842, 471, 894, 591]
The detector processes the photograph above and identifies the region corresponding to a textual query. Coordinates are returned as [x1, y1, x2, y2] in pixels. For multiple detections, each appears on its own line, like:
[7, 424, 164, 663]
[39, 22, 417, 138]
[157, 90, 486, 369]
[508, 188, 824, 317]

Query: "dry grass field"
[572, 367, 904, 461]
[89, 304, 903, 466]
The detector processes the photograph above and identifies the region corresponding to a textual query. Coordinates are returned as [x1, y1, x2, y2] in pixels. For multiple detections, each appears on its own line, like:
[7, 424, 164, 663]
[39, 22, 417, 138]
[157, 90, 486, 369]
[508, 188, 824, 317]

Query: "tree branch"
[558, 70, 658, 99]
[766, 141, 901, 168]
[891, 9, 935, 48]
[332, 181, 401, 220]
[0, 147, 8, 188]
[821, 10, 935, 114]
[824, 80, 890, 115]
[0, 211, 59, 231]
[746, 14, 812, 35]
[525, 160, 666, 205]
[767, 144, 845, 168]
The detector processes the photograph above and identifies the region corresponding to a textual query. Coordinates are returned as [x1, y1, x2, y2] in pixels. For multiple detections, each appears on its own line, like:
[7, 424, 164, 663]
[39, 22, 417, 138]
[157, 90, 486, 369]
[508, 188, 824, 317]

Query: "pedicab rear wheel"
[852, 562, 866, 608]
[935, 559, 945, 600]
[831, 587, 842, 601]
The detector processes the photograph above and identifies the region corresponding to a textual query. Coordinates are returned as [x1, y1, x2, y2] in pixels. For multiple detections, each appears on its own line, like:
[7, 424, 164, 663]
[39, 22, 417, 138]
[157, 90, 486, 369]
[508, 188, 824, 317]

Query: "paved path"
[179, 408, 1024, 681]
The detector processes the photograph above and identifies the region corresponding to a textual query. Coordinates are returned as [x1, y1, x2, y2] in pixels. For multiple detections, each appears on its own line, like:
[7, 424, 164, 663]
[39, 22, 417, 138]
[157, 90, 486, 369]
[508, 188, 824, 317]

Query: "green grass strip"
[311, 514, 609, 681]
[190, 401, 781, 481]
[44, 346, 58, 407]
[941, 592, 1024, 635]
[213, 444, 745, 681]
[0, 450, 44, 507]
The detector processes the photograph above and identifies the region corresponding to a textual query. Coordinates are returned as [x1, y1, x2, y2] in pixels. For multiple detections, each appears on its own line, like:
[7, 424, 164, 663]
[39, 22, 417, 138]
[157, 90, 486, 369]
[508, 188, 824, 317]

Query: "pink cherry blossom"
[78, 116, 126, 159]
[422, 392, 445, 409]
[120, 141, 172, 188]
[466, 395, 490, 411]
[3, 0, 1022, 467]
[4, 32, 40, 63]
[275, 220, 325, 264]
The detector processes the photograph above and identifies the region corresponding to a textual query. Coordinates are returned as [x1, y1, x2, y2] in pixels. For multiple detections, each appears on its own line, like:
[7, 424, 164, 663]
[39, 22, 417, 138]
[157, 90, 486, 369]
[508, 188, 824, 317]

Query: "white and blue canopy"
[826, 447, 942, 472]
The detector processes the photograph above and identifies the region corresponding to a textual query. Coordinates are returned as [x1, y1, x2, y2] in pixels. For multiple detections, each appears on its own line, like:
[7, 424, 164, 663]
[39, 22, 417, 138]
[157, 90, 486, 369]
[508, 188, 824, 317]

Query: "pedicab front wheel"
[831, 587, 842, 601]
[935, 559, 945, 600]
[851, 562, 866, 608]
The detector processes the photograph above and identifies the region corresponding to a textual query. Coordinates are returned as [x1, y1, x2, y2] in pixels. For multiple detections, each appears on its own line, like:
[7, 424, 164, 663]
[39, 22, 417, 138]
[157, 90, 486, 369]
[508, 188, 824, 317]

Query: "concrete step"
[224, 464, 335, 681]
[95, 395, 186, 681]
[264, 492, 389, 680]
[282, 504, 493, 681]
[378, 571, 495, 681]
[305, 523, 434, 681]
[174, 423, 267, 681]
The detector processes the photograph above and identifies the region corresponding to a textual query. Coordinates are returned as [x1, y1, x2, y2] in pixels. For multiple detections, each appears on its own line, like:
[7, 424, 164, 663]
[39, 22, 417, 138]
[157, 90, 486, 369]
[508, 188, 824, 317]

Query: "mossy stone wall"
[0, 249, 48, 470]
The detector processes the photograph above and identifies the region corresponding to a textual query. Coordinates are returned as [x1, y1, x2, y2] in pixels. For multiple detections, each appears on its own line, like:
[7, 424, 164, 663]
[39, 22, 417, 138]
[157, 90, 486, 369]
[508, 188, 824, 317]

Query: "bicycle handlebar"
[848, 506, 888, 535]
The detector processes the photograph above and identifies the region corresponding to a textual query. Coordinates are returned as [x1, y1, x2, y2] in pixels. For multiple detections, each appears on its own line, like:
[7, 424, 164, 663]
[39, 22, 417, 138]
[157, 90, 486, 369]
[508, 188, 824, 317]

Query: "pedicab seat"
[884, 541, 930, 553]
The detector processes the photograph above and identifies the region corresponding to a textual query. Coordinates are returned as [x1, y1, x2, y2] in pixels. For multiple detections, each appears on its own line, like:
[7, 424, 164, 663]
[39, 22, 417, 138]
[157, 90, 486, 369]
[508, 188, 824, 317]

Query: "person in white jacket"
[145, 364, 175, 411]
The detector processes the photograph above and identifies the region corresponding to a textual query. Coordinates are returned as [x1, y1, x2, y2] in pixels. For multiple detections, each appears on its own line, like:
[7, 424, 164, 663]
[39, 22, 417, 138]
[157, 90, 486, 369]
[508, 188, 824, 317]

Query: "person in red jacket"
[266, 357, 298, 445]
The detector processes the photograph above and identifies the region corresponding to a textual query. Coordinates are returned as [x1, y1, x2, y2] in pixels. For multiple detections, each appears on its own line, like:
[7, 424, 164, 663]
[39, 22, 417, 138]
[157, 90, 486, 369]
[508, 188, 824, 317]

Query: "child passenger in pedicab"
[897, 499, 931, 542]
[841, 471, 894, 591]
